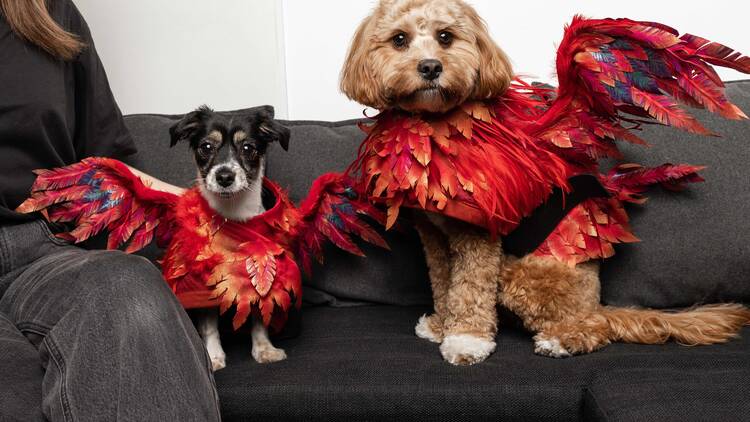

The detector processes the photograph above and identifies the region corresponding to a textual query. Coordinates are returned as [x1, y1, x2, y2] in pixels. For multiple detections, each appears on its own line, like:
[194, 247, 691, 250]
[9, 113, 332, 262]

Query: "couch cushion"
[600, 80, 750, 308]
[582, 340, 750, 422]
[214, 305, 590, 422]
[123, 111, 431, 307]
[213, 305, 750, 422]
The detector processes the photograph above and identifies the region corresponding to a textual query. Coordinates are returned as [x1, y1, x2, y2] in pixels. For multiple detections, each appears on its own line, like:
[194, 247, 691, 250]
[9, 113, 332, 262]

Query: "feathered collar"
[347, 88, 573, 236]
[178, 178, 301, 244]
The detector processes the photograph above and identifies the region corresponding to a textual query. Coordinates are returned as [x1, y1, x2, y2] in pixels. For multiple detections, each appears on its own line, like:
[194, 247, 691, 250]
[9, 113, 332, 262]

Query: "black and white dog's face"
[169, 105, 290, 221]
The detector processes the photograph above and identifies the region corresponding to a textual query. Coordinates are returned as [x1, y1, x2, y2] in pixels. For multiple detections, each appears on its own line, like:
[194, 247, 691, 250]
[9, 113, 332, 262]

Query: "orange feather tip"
[733, 105, 749, 120]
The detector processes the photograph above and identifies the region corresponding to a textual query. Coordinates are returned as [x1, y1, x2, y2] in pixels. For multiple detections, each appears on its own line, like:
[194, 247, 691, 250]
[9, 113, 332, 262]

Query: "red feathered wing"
[527, 16, 749, 265]
[16, 157, 178, 252]
[295, 172, 389, 275]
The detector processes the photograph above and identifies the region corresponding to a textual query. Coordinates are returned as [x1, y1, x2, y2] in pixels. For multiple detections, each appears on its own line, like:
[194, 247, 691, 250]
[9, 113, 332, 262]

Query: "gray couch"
[122, 80, 750, 422]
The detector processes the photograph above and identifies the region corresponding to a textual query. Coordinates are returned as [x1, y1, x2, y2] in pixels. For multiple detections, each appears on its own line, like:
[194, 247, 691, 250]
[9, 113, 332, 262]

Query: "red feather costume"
[346, 17, 750, 266]
[17, 159, 387, 332]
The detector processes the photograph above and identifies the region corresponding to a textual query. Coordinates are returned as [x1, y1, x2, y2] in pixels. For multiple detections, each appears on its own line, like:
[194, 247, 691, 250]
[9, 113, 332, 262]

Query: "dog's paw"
[533, 334, 571, 358]
[440, 334, 496, 366]
[210, 354, 227, 372]
[252, 345, 287, 364]
[205, 343, 227, 371]
[415, 314, 443, 343]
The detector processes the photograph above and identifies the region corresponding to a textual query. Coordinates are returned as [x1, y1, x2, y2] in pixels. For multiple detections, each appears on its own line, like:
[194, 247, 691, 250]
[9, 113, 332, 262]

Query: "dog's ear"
[464, 5, 514, 99]
[169, 105, 212, 147]
[340, 15, 383, 109]
[254, 110, 290, 151]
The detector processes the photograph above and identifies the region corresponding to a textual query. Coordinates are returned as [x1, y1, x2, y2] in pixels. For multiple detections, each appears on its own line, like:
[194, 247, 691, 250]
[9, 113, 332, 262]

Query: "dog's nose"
[418, 59, 443, 81]
[216, 169, 235, 188]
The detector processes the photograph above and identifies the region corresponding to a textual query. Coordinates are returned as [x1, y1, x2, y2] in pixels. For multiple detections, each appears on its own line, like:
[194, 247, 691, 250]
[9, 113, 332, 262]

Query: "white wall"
[76, 0, 287, 117]
[77, 1, 749, 121]
[282, 0, 750, 121]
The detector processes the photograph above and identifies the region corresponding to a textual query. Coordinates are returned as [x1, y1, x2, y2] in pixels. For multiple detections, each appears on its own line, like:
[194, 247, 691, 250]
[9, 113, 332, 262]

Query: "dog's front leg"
[196, 308, 227, 371]
[414, 213, 452, 343]
[439, 224, 502, 365]
[250, 318, 287, 364]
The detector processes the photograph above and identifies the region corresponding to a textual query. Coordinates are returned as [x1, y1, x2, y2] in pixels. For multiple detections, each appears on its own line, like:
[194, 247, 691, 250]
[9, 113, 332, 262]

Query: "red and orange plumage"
[347, 16, 749, 266]
[17, 158, 386, 332]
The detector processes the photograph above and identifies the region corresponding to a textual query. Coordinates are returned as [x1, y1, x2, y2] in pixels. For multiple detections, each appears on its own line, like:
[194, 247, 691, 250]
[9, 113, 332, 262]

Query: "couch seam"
[123, 113, 367, 129]
[278, 118, 365, 127]
[583, 387, 611, 422]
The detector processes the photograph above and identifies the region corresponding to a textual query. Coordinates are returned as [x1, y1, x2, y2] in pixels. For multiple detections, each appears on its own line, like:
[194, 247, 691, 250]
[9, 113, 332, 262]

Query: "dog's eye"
[392, 32, 408, 49]
[199, 142, 213, 154]
[438, 31, 453, 46]
[242, 143, 258, 158]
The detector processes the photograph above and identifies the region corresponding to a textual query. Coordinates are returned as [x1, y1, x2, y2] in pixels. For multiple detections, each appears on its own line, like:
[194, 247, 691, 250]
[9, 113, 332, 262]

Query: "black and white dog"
[169, 105, 290, 369]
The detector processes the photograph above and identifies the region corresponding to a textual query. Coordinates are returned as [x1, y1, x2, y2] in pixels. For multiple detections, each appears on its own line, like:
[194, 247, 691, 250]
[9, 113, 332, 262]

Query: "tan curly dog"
[340, 0, 750, 365]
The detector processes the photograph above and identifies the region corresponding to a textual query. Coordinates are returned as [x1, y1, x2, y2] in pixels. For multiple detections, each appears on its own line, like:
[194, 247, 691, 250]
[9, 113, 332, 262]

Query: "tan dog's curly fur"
[341, 0, 750, 365]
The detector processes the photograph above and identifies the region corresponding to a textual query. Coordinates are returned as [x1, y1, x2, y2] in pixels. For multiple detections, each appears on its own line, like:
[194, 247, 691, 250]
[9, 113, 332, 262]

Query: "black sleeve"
[68, 2, 137, 160]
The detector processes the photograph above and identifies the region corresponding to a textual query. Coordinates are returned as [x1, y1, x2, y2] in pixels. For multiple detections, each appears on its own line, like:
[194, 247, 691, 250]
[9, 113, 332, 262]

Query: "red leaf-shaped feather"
[29, 161, 96, 191]
[462, 101, 493, 123]
[447, 108, 473, 139]
[677, 73, 747, 119]
[631, 88, 712, 135]
[684, 35, 750, 73]
[246, 251, 277, 297]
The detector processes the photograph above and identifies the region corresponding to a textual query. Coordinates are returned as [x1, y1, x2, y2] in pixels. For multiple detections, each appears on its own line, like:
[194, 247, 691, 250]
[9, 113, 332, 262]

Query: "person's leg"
[0, 222, 221, 421]
[0, 313, 44, 422]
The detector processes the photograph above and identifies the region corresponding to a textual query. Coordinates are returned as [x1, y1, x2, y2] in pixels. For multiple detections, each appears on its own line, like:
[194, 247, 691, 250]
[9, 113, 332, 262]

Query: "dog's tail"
[600, 304, 750, 345]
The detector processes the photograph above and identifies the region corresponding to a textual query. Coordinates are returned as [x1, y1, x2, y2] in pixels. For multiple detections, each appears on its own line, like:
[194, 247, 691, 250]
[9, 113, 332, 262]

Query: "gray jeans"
[0, 220, 221, 421]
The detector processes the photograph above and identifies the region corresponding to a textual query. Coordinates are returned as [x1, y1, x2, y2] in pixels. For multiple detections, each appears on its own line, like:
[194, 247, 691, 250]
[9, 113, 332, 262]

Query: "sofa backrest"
[600, 80, 750, 308]
[123, 80, 750, 308]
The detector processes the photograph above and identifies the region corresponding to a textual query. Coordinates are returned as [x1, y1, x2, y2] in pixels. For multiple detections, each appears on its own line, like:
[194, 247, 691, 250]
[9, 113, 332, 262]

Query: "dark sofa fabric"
[120, 81, 750, 422]
[214, 306, 589, 422]
[584, 360, 750, 422]
[212, 305, 750, 422]
[601, 80, 750, 308]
